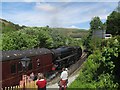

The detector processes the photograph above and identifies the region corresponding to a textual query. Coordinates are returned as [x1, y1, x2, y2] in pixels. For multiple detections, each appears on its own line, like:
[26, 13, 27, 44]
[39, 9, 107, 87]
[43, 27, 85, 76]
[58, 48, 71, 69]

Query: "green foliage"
[2, 27, 83, 50]
[69, 36, 120, 88]
[49, 28, 83, 48]
[0, 35, 2, 50]
[83, 17, 105, 54]
[82, 31, 102, 54]
[88, 37, 102, 51]
[96, 73, 118, 88]
[2, 31, 38, 50]
[90, 16, 104, 31]
[82, 29, 92, 50]
[1, 18, 86, 50]
[83, 16, 105, 54]
[106, 11, 120, 35]
[2, 27, 54, 50]
[20, 27, 53, 48]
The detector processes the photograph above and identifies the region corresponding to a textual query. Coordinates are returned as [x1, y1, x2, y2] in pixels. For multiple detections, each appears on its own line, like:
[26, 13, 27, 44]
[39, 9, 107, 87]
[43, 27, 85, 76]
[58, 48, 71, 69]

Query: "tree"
[46, 25, 49, 28]
[90, 16, 103, 31]
[106, 11, 120, 35]
[106, 1, 120, 35]
[82, 17, 104, 54]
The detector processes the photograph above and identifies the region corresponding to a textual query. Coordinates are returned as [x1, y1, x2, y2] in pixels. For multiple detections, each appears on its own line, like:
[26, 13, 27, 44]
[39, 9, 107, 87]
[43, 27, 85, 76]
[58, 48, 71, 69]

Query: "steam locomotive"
[0, 46, 82, 88]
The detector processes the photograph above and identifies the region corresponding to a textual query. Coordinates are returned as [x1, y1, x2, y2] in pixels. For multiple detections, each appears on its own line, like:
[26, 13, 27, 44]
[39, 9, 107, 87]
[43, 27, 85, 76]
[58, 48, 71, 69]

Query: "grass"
[52, 28, 89, 38]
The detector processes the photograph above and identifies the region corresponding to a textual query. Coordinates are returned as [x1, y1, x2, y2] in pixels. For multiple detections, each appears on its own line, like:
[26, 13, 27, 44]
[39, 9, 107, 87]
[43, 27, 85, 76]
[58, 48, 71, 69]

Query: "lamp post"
[21, 56, 31, 89]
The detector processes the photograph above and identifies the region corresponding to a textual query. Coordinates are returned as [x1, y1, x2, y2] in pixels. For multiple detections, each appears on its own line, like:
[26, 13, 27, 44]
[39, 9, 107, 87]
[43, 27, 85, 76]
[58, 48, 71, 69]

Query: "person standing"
[59, 68, 68, 90]
[36, 73, 47, 90]
[30, 72, 35, 81]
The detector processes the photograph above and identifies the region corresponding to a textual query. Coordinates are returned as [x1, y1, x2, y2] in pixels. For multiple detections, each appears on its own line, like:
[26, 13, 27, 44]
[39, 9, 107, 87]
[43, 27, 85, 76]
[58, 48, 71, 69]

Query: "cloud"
[23, 0, 41, 2]
[35, 2, 57, 12]
[1, 0, 120, 2]
[51, 2, 111, 25]
[1, 2, 118, 29]
[68, 25, 80, 28]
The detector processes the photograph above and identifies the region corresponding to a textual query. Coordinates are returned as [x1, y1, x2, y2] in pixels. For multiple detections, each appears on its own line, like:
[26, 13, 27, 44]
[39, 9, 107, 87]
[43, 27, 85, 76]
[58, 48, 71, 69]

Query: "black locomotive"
[52, 46, 82, 70]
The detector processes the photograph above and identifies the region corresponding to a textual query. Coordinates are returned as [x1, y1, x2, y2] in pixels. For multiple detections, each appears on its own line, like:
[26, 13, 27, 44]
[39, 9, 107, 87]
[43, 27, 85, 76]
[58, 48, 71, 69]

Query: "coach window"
[11, 63, 16, 74]
[17, 62, 22, 72]
[37, 59, 40, 67]
[28, 61, 32, 70]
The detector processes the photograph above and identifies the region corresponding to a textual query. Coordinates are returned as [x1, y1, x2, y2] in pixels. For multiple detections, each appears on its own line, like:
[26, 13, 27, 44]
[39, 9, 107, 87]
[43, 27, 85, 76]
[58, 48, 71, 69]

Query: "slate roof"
[0, 48, 52, 61]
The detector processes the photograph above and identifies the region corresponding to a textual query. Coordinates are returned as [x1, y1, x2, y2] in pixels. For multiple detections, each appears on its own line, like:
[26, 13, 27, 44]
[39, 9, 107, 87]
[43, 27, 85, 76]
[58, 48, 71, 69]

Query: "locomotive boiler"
[51, 46, 82, 70]
[0, 46, 82, 88]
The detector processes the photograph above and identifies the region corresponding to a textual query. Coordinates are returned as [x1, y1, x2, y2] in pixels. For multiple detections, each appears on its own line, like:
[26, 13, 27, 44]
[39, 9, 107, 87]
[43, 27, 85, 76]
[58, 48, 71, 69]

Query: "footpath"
[47, 73, 79, 88]
[47, 62, 83, 89]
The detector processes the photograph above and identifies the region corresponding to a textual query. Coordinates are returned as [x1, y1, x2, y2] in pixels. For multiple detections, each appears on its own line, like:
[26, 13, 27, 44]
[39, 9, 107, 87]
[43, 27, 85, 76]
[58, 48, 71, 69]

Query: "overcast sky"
[0, 1, 118, 29]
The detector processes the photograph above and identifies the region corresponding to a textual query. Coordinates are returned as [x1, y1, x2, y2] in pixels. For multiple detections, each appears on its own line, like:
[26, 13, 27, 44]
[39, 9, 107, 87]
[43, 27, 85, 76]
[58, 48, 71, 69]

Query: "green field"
[52, 28, 88, 38]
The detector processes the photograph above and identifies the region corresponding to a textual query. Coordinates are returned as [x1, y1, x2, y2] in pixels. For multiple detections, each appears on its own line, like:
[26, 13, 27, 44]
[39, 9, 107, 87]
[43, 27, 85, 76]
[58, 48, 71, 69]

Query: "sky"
[0, 1, 119, 29]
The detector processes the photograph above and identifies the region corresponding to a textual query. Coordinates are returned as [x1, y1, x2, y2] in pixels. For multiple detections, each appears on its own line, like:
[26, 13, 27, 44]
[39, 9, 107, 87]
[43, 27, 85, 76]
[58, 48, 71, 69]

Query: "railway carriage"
[1, 48, 53, 88]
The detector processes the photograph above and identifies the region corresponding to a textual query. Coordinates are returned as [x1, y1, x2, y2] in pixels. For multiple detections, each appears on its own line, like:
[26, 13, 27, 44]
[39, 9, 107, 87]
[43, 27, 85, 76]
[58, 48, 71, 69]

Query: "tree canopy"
[106, 11, 120, 35]
[90, 16, 103, 31]
[2, 27, 83, 51]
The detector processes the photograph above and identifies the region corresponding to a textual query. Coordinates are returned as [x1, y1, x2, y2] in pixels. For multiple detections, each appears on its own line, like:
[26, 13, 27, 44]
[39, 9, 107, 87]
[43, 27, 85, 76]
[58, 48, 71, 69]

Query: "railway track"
[69, 52, 87, 77]
[47, 52, 87, 86]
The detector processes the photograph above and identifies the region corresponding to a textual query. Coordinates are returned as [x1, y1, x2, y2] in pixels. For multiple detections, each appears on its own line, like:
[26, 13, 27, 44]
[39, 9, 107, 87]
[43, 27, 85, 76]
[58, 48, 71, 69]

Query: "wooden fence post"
[4, 87, 7, 90]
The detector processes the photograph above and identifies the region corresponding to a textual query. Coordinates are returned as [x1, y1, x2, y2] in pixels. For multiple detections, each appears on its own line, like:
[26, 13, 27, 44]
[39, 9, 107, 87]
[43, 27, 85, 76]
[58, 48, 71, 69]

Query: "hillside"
[52, 28, 89, 38]
[0, 18, 25, 33]
[0, 18, 88, 38]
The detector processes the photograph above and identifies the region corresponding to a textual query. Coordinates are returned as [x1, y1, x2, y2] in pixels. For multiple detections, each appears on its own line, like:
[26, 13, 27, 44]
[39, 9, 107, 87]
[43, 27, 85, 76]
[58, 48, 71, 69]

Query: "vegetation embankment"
[69, 5, 120, 88]
[69, 36, 120, 88]
[0, 18, 25, 33]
